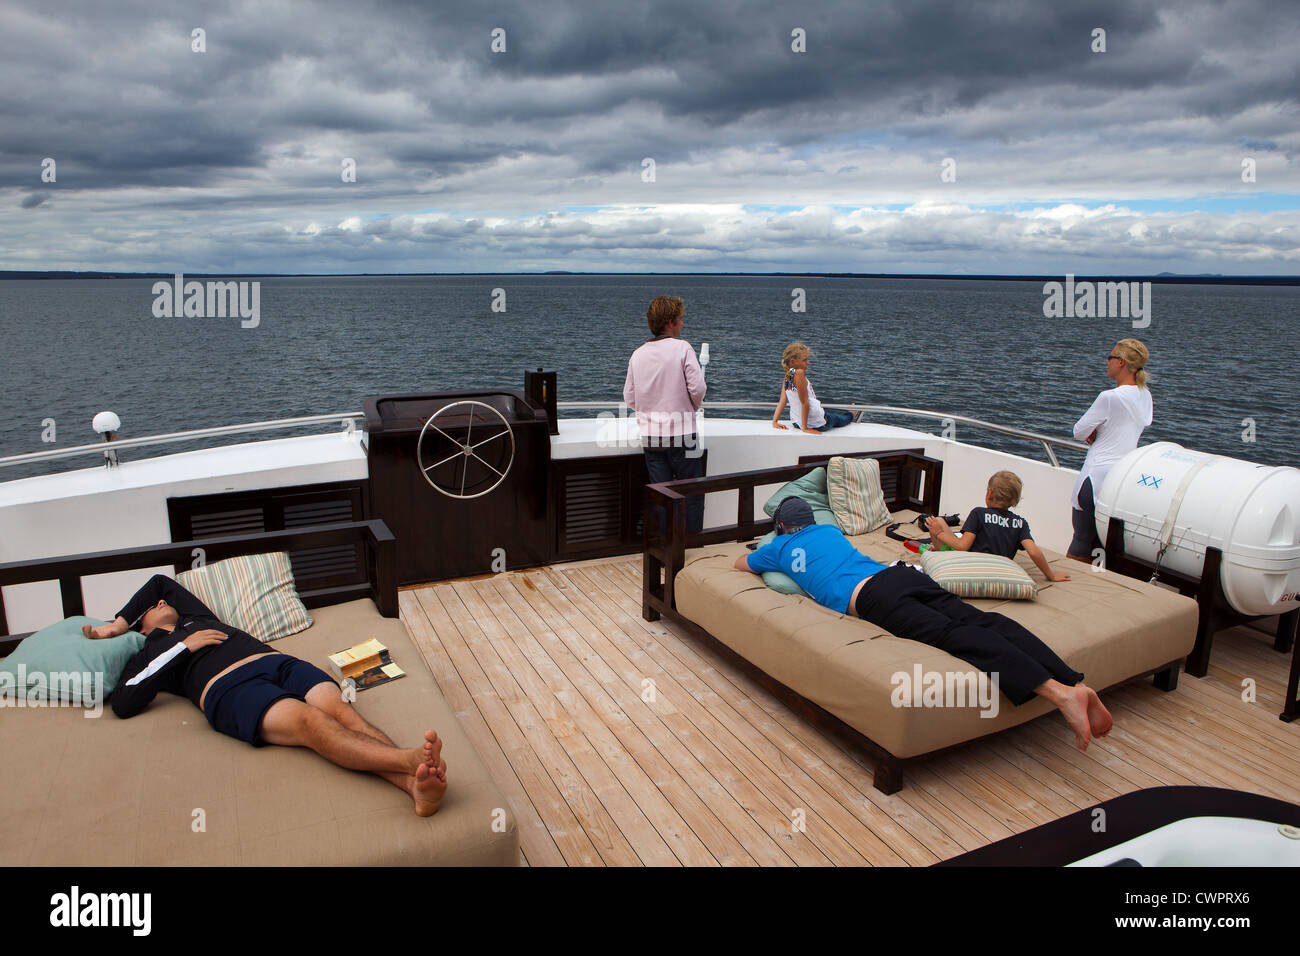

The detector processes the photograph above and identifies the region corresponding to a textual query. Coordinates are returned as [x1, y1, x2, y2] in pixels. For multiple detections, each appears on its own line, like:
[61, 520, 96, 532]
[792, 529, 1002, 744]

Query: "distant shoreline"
[1, 271, 1298, 286]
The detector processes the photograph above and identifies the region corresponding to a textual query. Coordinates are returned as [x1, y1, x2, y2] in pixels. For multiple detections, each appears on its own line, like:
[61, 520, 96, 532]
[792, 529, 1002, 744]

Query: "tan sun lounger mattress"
[672, 514, 1199, 759]
[0, 599, 519, 866]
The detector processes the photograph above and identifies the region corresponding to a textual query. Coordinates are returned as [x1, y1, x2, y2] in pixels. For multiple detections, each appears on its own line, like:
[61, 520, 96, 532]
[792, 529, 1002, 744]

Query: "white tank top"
[785, 370, 826, 429]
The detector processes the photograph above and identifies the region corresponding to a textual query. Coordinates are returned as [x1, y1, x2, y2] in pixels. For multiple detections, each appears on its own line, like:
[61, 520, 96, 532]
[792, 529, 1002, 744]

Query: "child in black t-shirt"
[925, 471, 1070, 582]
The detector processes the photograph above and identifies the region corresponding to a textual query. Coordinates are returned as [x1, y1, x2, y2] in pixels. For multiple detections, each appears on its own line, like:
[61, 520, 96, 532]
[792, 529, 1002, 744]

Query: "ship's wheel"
[416, 400, 515, 499]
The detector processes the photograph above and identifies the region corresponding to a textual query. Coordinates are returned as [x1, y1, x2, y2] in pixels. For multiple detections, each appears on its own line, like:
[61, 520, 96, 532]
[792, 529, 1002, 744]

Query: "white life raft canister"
[1094, 442, 1300, 617]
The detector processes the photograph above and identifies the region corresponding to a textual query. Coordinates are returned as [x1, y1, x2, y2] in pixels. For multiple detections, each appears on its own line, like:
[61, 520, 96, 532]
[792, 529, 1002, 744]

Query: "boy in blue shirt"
[924, 471, 1070, 583]
[734, 497, 1111, 751]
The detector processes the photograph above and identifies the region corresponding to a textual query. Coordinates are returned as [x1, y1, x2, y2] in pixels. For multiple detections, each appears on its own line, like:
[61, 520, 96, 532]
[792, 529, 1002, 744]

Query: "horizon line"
[2, 270, 1299, 286]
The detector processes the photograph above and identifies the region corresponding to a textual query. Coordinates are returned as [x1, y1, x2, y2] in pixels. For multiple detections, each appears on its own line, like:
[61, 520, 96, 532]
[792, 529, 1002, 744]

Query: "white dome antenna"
[92, 411, 121, 467]
[92, 411, 121, 434]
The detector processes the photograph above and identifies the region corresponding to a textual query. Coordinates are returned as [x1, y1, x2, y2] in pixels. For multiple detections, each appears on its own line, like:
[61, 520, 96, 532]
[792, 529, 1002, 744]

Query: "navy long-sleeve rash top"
[111, 575, 274, 718]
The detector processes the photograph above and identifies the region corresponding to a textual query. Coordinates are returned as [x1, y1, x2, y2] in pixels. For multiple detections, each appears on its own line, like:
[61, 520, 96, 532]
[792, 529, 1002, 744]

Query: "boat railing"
[0, 402, 1087, 471]
[556, 400, 1088, 467]
[0, 412, 366, 470]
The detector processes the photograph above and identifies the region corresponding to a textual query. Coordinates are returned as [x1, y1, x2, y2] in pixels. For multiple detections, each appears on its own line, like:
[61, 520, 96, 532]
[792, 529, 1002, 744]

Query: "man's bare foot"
[413, 761, 448, 816]
[1084, 686, 1113, 738]
[428, 733, 449, 770]
[412, 729, 447, 816]
[1056, 685, 1093, 751]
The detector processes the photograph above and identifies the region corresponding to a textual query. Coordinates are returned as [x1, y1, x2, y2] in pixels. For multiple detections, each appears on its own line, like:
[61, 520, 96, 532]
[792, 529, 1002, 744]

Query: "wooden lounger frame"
[641, 449, 1184, 794]
[0, 519, 397, 655]
[1101, 516, 1298, 688]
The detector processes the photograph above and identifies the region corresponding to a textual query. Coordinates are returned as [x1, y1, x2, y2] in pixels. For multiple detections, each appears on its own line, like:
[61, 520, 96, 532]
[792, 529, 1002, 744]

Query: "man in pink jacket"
[624, 295, 707, 532]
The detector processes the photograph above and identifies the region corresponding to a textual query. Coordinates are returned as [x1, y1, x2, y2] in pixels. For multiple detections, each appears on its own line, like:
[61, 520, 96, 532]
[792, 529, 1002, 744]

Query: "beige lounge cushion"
[920, 550, 1038, 601]
[0, 598, 520, 866]
[827, 456, 890, 534]
[676, 519, 1197, 760]
[178, 551, 312, 642]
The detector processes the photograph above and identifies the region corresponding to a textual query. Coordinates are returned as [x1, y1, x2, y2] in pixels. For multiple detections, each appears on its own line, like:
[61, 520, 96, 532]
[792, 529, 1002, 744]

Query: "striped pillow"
[826, 456, 891, 534]
[177, 551, 312, 643]
[920, 550, 1038, 601]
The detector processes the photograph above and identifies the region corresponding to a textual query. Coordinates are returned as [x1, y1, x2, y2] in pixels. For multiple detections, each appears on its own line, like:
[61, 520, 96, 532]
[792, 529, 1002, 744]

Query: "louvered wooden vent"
[190, 508, 266, 538]
[552, 453, 685, 561]
[880, 469, 900, 500]
[562, 470, 624, 550]
[283, 499, 360, 581]
[168, 481, 366, 594]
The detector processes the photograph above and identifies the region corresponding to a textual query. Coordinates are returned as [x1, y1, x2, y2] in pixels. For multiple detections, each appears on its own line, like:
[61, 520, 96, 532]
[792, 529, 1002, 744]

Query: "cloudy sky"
[2, 0, 1298, 275]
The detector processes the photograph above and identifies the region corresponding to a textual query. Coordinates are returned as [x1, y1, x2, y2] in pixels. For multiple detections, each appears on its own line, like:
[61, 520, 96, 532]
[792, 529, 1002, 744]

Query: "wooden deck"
[398, 555, 1300, 866]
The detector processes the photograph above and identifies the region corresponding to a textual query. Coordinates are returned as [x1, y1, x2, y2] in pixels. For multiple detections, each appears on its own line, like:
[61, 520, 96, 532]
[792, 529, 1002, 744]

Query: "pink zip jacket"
[623, 337, 707, 439]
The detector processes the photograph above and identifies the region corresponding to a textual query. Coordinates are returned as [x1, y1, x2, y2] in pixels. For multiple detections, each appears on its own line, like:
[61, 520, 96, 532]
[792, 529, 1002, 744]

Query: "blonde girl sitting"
[771, 343, 853, 433]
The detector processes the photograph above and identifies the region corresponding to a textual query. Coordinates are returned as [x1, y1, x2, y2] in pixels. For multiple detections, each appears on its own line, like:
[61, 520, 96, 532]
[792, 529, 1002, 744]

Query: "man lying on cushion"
[83, 574, 447, 816]
[733, 497, 1113, 751]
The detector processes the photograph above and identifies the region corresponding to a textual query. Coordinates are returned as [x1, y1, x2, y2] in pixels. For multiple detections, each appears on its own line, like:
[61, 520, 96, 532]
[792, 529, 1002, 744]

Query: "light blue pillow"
[749, 531, 811, 597]
[0, 616, 146, 706]
[762, 467, 842, 530]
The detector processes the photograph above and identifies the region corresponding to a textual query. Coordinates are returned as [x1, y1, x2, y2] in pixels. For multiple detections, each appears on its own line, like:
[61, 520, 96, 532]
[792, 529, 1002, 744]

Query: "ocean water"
[0, 275, 1296, 481]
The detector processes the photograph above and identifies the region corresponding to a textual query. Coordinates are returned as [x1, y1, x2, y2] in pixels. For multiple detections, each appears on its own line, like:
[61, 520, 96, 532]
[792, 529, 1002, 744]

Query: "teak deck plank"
[1107, 684, 1299, 797]
[1101, 692, 1296, 801]
[538, 566, 901, 866]
[400, 554, 1300, 866]
[455, 577, 732, 866]
[512, 569, 842, 865]
[425, 584, 660, 866]
[398, 590, 567, 868]
[481, 575, 796, 866]
[410, 587, 616, 866]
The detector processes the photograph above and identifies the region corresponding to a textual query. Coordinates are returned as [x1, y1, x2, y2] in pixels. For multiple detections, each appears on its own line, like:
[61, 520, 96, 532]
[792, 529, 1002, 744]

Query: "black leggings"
[1068, 476, 1101, 559]
[854, 565, 1083, 705]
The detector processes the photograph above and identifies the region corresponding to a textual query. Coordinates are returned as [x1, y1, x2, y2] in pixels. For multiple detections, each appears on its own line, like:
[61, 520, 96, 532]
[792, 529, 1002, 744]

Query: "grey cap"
[773, 496, 814, 531]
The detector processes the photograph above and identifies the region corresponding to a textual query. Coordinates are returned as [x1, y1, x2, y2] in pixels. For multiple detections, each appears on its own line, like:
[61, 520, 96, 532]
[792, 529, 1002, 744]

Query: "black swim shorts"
[202, 654, 337, 745]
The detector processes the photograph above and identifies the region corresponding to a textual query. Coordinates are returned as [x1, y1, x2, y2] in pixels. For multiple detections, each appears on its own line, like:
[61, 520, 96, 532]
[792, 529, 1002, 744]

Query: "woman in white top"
[1067, 338, 1153, 560]
[771, 343, 853, 433]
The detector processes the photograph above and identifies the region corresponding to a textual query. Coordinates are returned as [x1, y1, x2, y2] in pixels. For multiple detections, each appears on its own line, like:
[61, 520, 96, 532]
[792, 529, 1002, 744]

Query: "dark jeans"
[815, 409, 854, 431]
[1068, 476, 1101, 559]
[644, 441, 705, 534]
[854, 565, 1083, 705]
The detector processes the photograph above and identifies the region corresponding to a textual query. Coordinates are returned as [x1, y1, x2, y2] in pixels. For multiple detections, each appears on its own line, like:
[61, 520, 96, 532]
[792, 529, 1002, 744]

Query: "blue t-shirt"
[746, 524, 888, 613]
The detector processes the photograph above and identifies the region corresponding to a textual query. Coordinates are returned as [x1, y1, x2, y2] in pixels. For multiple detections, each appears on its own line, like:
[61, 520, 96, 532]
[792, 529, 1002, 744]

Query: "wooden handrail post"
[367, 521, 398, 618]
[738, 486, 754, 539]
[59, 576, 85, 618]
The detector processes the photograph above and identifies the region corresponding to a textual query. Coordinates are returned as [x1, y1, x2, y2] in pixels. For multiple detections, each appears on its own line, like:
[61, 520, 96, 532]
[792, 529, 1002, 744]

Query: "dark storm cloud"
[4, 0, 1297, 188]
[0, 0, 1297, 273]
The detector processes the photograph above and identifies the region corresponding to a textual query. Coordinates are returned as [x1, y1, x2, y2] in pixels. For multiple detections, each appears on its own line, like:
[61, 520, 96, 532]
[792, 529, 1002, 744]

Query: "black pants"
[854, 565, 1083, 705]
[1068, 476, 1101, 559]
[643, 440, 705, 534]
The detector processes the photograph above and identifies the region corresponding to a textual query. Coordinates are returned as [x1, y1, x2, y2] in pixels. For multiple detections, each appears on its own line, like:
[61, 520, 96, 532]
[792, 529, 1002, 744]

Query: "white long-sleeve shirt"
[1071, 385, 1154, 508]
[623, 337, 706, 439]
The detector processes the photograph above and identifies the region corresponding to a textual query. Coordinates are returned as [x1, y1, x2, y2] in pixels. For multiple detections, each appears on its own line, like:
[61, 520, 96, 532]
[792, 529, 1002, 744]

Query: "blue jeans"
[815, 409, 854, 431]
[643, 441, 705, 534]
